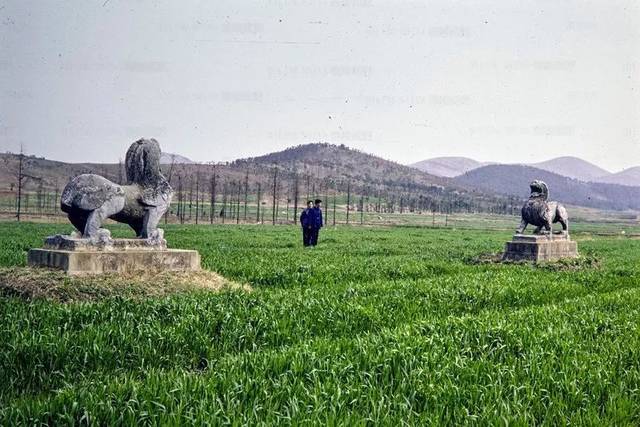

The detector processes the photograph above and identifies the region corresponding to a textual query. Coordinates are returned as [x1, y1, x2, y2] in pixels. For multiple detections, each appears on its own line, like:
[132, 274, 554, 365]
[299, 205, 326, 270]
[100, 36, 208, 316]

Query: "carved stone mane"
[126, 139, 162, 187]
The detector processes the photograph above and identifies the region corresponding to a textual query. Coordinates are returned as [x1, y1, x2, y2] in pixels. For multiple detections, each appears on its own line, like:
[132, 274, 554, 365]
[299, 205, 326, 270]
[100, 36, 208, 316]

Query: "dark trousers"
[309, 227, 320, 246]
[302, 227, 312, 246]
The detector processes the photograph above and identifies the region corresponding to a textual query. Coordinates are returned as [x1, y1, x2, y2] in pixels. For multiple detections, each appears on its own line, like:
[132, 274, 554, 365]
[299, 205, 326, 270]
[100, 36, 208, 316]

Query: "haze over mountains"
[410, 158, 492, 178]
[596, 167, 640, 187]
[531, 157, 610, 182]
[411, 156, 640, 187]
[160, 153, 194, 164]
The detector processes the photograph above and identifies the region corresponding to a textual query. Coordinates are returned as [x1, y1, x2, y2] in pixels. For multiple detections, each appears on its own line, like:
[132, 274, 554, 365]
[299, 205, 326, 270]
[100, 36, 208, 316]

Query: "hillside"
[532, 156, 611, 182]
[236, 143, 450, 187]
[1, 151, 192, 191]
[6, 144, 635, 214]
[409, 155, 640, 188]
[596, 167, 640, 187]
[0, 153, 121, 191]
[160, 152, 194, 164]
[455, 164, 640, 211]
[1, 145, 519, 216]
[410, 157, 488, 177]
[230, 143, 520, 213]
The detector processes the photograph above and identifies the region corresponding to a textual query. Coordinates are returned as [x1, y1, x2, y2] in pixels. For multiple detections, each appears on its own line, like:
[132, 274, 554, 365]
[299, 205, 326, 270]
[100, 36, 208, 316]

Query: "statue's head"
[125, 138, 163, 186]
[529, 180, 549, 200]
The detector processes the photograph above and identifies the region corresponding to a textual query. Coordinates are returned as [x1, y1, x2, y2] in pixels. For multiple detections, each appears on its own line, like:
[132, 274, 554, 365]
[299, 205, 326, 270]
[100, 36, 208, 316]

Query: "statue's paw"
[89, 228, 113, 245]
[70, 230, 83, 239]
[149, 228, 164, 241]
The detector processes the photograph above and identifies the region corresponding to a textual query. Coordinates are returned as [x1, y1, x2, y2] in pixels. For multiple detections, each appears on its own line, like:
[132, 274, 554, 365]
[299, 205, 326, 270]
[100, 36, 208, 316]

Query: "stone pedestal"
[28, 234, 200, 275]
[502, 234, 578, 262]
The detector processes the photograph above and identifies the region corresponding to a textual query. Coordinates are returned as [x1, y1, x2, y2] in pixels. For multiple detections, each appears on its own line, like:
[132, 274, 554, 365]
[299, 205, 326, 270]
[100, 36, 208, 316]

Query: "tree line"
[1, 150, 522, 224]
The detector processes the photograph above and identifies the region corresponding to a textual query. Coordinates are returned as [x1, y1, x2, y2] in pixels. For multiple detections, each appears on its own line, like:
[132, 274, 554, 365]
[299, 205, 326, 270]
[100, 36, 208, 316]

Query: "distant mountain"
[0, 153, 120, 191]
[1, 145, 518, 215]
[531, 156, 610, 182]
[238, 143, 451, 188]
[235, 143, 515, 212]
[455, 164, 640, 211]
[596, 167, 640, 187]
[4, 144, 637, 213]
[410, 157, 489, 177]
[408, 155, 640, 187]
[160, 152, 193, 164]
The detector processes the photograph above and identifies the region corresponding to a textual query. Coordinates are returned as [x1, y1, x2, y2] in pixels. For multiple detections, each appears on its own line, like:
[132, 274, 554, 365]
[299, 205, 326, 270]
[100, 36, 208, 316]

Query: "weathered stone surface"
[60, 138, 172, 239]
[502, 233, 578, 262]
[28, 248, 200, 275]
[29, 139, 203, 276]
[516, 180, 569, 235]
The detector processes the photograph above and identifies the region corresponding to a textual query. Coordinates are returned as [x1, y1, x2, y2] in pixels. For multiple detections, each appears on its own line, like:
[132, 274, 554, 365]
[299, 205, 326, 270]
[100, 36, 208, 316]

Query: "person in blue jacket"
[309, 199, 323, 246]
[300, 200, 313, 246]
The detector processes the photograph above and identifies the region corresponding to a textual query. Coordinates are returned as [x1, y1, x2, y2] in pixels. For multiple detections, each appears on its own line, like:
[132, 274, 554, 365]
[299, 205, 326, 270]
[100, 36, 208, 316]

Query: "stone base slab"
[28, 248, 201, 275]
[44, 234, 167, 251]
[502, 234, 578, 262]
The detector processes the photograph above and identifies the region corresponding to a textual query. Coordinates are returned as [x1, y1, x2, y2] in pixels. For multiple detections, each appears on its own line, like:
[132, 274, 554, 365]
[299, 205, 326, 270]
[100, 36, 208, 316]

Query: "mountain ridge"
[1, 144, 518, 215]
[595, 167, 640, 187]
[412, 155, 638, 187]
[2, 144, 637, 212]
[455, 164, 640, 211]
[531, 156, 611, 182]
[410, 157, 490, 177]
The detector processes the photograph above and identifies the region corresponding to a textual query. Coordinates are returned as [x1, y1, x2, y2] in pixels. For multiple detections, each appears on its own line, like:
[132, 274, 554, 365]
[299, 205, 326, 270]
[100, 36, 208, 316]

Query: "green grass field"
[1, 222, 640, 425]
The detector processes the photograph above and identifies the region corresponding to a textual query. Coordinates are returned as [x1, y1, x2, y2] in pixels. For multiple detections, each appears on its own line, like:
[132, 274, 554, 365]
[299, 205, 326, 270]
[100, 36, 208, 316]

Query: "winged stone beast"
[60, 138, 172, 240]
[516, 180, 568, 235]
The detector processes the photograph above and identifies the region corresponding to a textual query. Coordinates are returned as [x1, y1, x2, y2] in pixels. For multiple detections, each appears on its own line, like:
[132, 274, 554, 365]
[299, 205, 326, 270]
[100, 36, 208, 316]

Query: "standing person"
[309, 199, 323, 246]
[300, 200, 313, 247]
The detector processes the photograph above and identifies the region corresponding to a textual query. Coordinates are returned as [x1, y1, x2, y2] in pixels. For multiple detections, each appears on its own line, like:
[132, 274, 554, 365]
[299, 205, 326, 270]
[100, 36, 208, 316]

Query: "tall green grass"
[1, 222, 639, 424]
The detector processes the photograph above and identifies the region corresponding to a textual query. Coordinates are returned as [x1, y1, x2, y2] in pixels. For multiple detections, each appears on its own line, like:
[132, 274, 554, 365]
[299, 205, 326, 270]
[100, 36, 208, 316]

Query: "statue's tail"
[556, 204, 569, 231]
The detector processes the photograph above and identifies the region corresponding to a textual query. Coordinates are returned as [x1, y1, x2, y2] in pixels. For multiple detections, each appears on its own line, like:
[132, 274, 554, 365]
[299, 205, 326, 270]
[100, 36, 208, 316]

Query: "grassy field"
[1, 222, 640, 424]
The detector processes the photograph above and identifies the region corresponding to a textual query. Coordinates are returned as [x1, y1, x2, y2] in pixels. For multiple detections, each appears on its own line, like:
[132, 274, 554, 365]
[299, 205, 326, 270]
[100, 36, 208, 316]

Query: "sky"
[1, 0, 639, 172]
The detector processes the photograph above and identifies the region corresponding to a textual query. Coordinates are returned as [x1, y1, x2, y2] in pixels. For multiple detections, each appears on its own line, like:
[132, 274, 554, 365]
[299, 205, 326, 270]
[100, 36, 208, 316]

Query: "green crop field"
[1, 221, 640, 425]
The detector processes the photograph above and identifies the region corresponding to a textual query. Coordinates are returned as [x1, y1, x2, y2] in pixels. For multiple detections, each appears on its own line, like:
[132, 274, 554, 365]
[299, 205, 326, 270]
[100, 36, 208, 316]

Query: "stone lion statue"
[516, 180, 568, 235]
[61, 138, 173, 240]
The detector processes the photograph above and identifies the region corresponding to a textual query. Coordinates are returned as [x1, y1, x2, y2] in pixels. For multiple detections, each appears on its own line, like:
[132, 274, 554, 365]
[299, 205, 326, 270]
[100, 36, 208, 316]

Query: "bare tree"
[221, 181, 227, 224]
[236, 179, 242, 224]
[195, 172, 200, 224]
[346, 180, 351, 225]
[188, 174, 194, 222]
[256, 182, 261, 223]
[15, 146, 26, 221]
[243, 170, 249, 221]
[209, 166, 217, 224]
[177, 175, 184, 224]
[6, 145, 39, 222]
[271, 167, 278, 225]
[292, 172, 299, 225]
[332, 189, 336, 226]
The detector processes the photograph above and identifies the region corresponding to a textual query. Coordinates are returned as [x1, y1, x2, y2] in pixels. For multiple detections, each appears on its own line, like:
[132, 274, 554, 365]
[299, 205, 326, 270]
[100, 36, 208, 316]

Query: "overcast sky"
[1, 0, 638, 171]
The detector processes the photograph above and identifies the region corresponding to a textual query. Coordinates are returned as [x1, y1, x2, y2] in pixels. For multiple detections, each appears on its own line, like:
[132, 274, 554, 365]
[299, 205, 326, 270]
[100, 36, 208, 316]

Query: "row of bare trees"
[2, 150, 521, 224]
